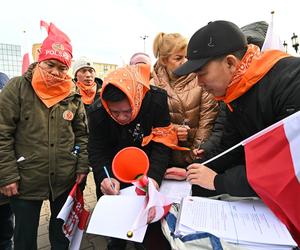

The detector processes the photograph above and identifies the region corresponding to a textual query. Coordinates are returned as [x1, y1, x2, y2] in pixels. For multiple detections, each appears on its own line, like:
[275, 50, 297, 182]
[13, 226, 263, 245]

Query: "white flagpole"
[201, 142, 243, 165]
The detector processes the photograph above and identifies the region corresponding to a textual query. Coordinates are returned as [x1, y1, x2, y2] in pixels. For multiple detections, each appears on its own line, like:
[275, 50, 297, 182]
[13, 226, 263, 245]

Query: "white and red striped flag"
[202, 111, 300, 245]
[57, 183, 90, 250]
[243, 111, 300, 245]
[126, 178, 172, 235]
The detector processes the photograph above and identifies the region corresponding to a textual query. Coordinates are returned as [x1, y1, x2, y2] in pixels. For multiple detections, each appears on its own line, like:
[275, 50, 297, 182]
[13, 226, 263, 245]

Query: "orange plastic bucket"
[112, 147, 149, 183]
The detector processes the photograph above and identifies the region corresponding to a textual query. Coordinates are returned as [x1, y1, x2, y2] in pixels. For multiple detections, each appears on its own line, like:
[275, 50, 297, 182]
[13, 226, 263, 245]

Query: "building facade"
[0, 43, 22, 78]
[92, 62, 118, 79]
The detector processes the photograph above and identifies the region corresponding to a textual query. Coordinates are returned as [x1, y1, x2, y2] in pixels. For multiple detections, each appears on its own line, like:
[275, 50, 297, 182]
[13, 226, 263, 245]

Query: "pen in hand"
[103, 166, 115, 190]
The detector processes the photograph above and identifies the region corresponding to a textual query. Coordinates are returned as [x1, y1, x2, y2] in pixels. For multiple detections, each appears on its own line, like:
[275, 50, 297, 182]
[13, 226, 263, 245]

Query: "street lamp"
[291, 33, 299, 53]
[283, 41, 288, 53]
[140, 35, 148, 52]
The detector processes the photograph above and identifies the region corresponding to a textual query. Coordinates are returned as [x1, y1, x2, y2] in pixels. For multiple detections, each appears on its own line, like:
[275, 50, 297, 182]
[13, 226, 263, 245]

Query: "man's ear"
[225, 55, 240, 73]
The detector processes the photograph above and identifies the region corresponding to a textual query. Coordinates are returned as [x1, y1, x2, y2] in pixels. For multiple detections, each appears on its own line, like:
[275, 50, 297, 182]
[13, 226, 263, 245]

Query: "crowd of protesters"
[0, 18, 299, 250]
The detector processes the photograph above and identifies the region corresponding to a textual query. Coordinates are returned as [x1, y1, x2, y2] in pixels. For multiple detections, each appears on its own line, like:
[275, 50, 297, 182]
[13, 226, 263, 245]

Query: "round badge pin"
[63, 110, 74, 121]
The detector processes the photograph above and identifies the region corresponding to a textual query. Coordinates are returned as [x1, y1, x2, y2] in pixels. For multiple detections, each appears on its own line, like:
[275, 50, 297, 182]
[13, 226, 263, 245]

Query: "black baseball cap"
[175, 20, 247, 76]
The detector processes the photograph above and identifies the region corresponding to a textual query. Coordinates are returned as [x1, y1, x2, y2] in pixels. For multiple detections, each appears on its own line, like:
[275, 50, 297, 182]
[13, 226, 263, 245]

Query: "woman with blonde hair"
[151, 32, 219, 179]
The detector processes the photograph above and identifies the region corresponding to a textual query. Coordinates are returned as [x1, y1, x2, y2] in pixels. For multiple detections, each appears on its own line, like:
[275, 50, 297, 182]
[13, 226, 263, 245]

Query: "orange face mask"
[76, 81, 97, 105]
[32, 65, 73, 108]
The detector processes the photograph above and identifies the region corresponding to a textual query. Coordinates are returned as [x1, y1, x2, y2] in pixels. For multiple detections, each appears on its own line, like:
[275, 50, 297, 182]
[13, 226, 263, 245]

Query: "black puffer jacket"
[88, 86, 171, 198]
[195, 56, 300, 197]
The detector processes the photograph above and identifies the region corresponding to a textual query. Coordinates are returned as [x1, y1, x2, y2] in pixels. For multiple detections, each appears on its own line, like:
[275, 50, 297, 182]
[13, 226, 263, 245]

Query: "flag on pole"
[40, 20, 71, 43]
[128, 178, 172, 234]
[21, 30, 32, 74]
[40, 20, 49, 31]
[261, 11, 284, 51]
[131, 177, 172, 222]
[57, 183, 90, 250]
[243, 111, 300, 245]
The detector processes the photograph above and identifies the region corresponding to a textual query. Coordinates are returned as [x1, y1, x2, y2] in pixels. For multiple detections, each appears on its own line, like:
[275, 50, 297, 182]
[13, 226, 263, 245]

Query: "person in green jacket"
[0, 22, 89, 250]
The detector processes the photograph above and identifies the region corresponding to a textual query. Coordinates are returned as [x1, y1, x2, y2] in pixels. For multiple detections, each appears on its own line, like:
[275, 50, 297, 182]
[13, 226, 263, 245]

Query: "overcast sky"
[1, 0, 299, 66]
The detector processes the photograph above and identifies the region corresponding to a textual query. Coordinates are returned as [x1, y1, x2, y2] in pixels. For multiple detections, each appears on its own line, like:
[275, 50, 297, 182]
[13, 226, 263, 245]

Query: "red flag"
[57, 183, 90, 250]
[244, 111, 300, 245]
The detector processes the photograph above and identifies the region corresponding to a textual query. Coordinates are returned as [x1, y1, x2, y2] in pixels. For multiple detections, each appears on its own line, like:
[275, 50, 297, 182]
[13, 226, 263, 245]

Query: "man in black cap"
[175, 20, 300, 197]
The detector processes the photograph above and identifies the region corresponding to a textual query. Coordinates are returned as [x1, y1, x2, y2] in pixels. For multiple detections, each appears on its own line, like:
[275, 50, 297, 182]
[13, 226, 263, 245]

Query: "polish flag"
[243, 111, 300, 245]
[21, 30, 31, 74]
[57, 183, 90, 250]
[145, 179, 172, 223]
[125, 178, 172, 236]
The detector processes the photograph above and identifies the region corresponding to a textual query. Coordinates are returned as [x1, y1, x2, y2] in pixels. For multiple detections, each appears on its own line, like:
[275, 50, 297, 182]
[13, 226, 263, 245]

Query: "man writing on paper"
[88, 64, 186, 250]
[0, 22, 89, 250]
[175, 20, 300, 244]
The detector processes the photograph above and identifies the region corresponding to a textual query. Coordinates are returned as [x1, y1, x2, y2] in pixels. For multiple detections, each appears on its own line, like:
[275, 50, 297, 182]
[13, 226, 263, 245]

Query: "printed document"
[175, 197, 297, 248]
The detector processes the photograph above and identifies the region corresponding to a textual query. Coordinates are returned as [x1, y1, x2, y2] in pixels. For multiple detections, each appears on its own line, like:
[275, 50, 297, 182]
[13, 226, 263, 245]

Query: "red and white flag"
[128, 178, 172, 233]
[57, 183, 90, 250]
[132, 176, 172, 221]
[243, 111, 300, 245]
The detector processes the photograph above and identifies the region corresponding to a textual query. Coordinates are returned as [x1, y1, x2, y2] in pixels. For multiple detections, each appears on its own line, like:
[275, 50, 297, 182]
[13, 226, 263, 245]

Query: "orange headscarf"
[76, 81, 97, 105]
[101, 64, 188, 151]
[32, 65, 73, 108]
[215, 45, 290, 111]
[101, 64, 150, 123]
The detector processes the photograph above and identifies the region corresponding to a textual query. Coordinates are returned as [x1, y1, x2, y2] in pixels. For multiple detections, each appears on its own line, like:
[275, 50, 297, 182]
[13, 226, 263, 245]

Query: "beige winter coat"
[151, 64, 219, 167]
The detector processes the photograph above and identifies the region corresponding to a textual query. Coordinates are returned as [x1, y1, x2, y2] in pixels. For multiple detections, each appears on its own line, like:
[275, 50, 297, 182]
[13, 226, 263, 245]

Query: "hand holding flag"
[57, 183, 90, 250]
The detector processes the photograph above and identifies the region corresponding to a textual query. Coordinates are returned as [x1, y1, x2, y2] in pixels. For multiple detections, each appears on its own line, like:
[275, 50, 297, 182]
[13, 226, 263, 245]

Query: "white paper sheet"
[175, 197, 297, 247]
[159, 180, 191, 203]
[119, 185, 136, 196]
[86, 195, 148, 242]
